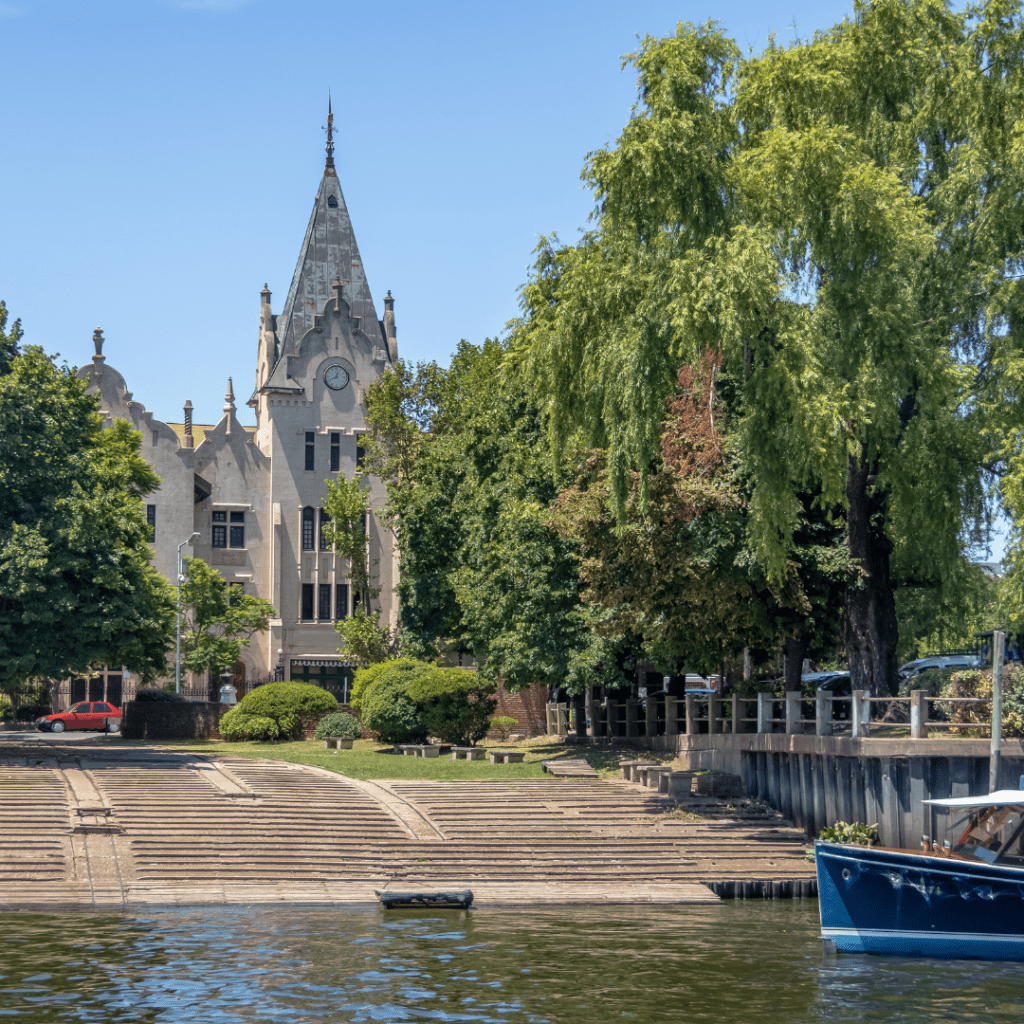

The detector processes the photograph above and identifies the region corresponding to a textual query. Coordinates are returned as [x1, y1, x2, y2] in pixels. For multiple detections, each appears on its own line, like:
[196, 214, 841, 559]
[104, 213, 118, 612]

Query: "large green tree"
[0, 308, 177, 692]
[178, 556, 276, 678]
[514, 2, 1023, 693]
[364, 341, 629, 693]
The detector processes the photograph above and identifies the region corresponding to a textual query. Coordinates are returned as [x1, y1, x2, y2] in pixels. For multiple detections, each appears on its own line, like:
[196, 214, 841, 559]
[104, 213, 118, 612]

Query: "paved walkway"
[0, 744, 815, 909]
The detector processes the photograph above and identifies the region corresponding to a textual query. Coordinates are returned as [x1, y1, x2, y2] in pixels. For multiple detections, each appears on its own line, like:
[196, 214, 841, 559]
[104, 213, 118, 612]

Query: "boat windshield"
[952, 804, 1024, 864]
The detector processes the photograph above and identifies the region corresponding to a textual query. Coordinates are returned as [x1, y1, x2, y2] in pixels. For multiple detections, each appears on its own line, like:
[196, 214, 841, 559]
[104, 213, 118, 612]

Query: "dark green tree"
[368, 340, 602, 692]
[0, 323, 176, 694]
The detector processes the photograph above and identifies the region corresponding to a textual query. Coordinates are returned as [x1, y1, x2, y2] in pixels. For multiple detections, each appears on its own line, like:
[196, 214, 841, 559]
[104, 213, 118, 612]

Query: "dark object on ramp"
[375, 889, 473, 910]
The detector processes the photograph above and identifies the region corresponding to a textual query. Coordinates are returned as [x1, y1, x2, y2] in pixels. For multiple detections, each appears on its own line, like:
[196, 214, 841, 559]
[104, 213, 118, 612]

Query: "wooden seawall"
[651, 733, 1024, 848]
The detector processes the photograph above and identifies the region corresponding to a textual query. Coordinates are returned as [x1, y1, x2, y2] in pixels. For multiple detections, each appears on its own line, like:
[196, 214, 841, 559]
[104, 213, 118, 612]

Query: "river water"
[1, 900, 1022, 1023]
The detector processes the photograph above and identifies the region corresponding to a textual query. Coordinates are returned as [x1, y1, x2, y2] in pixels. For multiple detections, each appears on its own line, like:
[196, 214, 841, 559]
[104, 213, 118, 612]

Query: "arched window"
[301, 506, 315, 551]
[327, 194, 338, 208]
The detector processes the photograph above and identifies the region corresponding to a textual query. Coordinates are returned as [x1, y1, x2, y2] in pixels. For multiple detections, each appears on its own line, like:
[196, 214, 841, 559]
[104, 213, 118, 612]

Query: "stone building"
[67, 107, 398, 707]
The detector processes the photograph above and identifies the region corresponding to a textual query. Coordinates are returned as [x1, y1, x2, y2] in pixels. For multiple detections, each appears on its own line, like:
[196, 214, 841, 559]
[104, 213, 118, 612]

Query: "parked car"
[803, 671, 852, 721]
[35, 702, 122, 733]
[897, 654, 982, 682]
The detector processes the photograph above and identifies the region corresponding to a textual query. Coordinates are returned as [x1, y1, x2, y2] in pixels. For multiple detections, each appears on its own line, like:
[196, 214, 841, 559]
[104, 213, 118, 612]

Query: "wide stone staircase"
[0, 761, 70, 886]
[0, 748, 815, 908]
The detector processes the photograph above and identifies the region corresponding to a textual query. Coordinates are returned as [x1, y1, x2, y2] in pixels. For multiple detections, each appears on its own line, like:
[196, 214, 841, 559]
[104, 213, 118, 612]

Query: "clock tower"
[245, 99, 399, 697]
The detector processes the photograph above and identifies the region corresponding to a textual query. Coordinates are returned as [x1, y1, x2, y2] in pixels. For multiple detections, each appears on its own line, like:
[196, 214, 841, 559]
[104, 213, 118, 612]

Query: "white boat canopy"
[923, 791, 1024, 809]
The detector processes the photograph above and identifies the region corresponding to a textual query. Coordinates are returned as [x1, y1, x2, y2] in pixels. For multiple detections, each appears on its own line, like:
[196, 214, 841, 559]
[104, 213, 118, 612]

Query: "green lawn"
[116, 737, 679, 781]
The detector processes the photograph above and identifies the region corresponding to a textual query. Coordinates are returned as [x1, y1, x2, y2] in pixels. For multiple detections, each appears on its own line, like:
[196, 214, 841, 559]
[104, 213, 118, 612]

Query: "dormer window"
[327, 195, 338, 208]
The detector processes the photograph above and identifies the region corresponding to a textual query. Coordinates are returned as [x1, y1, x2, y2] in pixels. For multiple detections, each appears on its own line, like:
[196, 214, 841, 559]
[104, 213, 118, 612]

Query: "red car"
[36, 702, 122, 733]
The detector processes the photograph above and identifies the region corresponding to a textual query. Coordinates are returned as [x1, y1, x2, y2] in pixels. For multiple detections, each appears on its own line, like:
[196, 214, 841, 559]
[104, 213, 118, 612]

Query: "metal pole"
[990, 629, 1006, 793]
[175, 533, 200, 696]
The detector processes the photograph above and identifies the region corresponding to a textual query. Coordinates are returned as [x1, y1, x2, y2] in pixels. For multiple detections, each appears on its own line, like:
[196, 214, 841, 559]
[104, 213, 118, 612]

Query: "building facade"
[74, 111, 398, 704]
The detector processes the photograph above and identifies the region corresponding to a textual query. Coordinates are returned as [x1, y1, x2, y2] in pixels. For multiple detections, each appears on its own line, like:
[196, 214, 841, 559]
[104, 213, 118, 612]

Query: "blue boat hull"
[816, 841, 1024, 960]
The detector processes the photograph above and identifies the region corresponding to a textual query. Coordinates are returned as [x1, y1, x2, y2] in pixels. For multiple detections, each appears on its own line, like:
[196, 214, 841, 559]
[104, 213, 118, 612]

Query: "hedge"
[234, 682, 338, 740]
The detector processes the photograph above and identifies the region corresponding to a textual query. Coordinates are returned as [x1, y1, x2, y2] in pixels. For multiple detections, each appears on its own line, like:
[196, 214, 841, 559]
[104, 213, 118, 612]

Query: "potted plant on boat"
[314, 712, 362, 750]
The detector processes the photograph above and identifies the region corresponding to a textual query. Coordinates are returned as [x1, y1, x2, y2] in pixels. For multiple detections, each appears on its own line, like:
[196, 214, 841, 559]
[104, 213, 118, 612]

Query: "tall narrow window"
[229, 511, 245, 548]
[146, 504, 156, 542]
[301, 584, 314, 621]
[319, 508, 331, 550]
[305, 431, 315, 471]
[301, 507, 315, 551]
[356, 438, 365, 469]
[330, 432, 340, 472]
[318, 583, 332, 620]
[212, 510, 227, 548]
[335, 583, 349, 621]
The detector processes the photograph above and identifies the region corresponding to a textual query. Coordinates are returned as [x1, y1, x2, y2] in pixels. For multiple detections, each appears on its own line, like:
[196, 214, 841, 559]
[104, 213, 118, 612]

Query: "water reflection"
[0, 902, 1021, 1023]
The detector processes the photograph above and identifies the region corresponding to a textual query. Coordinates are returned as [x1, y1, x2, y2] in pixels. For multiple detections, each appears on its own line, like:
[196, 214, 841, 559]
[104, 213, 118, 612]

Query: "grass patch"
[117, 737, 555, 780]
[115, 736, 681, 782]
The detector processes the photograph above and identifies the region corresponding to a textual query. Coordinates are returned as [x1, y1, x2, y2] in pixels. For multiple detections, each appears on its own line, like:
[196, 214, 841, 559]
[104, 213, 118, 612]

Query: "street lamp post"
[175, 533, 201, 694]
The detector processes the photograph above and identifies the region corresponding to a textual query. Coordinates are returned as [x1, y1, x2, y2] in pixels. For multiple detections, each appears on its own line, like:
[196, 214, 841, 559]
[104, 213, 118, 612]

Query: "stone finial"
[332, 274, 344, 313]
[92, 327, 105, 360]
[223, 378, 235, 440]
[184, 399, 194, 448]
[383, 290, 396, 348]
[261, 282, 271, 302]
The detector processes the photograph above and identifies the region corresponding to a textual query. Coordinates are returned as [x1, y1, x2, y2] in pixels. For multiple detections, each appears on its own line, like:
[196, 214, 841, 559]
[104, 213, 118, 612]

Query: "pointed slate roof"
[276, 117, 383, 357]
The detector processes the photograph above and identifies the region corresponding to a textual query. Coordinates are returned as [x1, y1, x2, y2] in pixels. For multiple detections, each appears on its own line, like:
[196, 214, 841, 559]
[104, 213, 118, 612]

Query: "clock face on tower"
[324, 364, 350, 391]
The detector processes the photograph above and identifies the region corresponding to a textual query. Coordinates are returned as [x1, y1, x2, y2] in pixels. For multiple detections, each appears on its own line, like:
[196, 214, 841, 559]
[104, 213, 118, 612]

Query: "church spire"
[274, 108, 382, 358]
[324, 94, 335, 174]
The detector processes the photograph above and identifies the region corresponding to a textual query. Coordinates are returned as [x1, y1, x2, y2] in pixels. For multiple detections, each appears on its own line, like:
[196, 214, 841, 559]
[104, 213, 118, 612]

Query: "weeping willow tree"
[512, 0, 1024, 694]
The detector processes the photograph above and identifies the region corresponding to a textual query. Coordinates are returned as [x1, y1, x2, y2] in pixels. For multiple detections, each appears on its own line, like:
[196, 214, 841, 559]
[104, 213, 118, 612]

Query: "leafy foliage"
[365, 341, 608, 692]
[218, 708, 280, 742]
[334, 607, 403, 665]
[0, 330, 176, 695]
[349, 661, 391, 713]
[406, 667, 497, 746]
[819, 821, 879, 846]
[234, 682, 338, 740]
[935, 666, 1024, 737]
[178, 557, 276, 677]
[548, 363, 848, 677]
[357, 659, 432, 745]
[511, 5, 1024, 693]
[313, 712, 363, 740]
[134, 687, 187, 703]
[489, 716, 518, 741]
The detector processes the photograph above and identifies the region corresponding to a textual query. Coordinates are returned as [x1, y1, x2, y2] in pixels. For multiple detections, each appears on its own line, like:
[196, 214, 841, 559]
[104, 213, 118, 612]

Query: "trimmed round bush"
[134, 687, 187, 703]
[235, 682, 338, 739]
[407, 668, 497, 746]
[314, 712, 363, 740]
[359, 660, 434, 745]
[219, 708, 280, 742]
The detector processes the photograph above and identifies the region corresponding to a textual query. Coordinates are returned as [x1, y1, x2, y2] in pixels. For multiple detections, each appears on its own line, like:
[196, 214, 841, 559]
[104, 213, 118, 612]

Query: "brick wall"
[491, 680, 547, 736]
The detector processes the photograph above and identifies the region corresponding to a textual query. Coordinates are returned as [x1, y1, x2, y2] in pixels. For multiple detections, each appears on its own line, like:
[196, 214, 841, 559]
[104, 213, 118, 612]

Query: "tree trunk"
[783, 636, 804, 693]
[844, 450, 899, 696]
